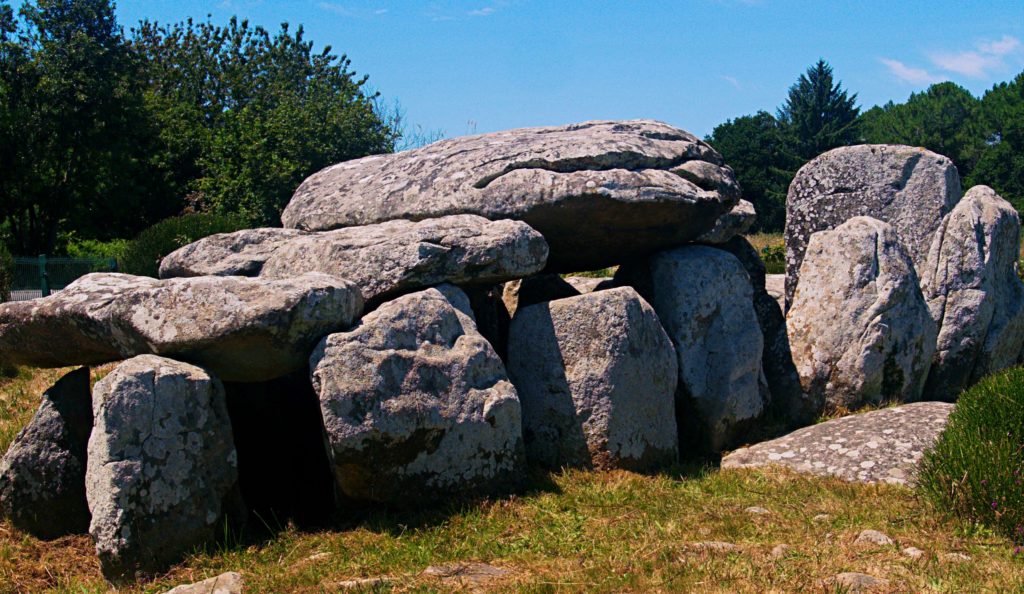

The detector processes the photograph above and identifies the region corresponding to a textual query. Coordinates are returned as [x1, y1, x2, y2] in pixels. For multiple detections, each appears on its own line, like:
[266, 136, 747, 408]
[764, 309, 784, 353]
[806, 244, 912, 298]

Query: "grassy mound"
[919, 366, 1024, 544]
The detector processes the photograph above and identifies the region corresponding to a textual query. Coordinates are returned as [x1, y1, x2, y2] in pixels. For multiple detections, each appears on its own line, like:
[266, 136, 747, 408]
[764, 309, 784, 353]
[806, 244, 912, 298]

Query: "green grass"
[918, 366, 1024, 546]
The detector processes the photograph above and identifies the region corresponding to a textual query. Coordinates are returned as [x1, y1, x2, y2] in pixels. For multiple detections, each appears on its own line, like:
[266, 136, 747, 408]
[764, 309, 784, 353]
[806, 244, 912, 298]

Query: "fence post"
[38, 254, 49, 297]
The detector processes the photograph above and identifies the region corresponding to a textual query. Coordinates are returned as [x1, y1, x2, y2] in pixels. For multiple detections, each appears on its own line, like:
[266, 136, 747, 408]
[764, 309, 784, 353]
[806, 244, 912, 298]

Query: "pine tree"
[777, 59, 861, 162]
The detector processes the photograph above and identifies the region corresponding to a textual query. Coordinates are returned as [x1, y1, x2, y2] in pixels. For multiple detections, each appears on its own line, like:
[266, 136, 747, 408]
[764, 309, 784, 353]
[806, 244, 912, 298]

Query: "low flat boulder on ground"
[507, 287, 679, 471]
[311, 285, 524, 503]
[0, 367, 92, 539]
[784, 144, 961, 306]
[281, 120, 739, 272]
[0, 272, 362, 382]
[721, 402, 954, 485]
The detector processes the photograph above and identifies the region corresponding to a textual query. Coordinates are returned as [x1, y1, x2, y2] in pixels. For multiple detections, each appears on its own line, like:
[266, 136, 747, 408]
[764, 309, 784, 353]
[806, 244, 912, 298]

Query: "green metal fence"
[6, 255, 118, 302]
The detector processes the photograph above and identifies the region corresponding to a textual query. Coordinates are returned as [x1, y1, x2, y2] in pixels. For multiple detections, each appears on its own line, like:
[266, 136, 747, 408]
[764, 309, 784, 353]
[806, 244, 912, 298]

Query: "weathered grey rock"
[422, 562, 512, 584]
[785, 144, 961, 306]
[697, 199, 756, 243]
[159, 228, 306, 278]
[86, 356, 242, 582]
[787, 218, 937, 411]
[507, 287, 678, 470]
[163, 572, 244, 594]
[823, 573, 889, 593]
[721, 401, 954, 485]
[903, 546, 926, 560]
[311, 285, 524, 503]
[616, 246, 766, 453]
[921, 186, 1024, 401]
[502, 274, 581, 317]
[282, 120, 739, 271]
[0, 272, 362, 382]
[855, 529, 895, 547]
[765, 274, 785, 312]
[713, 237, 813, 427]
[462, 285, 512, 361]
[0, 367, 92, 539]
[259, 215, 548, 304]
[564, 276, 613, 294]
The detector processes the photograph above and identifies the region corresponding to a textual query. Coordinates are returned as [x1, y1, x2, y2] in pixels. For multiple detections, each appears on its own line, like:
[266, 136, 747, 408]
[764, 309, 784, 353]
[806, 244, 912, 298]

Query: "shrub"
[760, 245, 785, 275]
[0, 242, 12, 302]
[119, 213, 248, 277]
[918, 367, 1024, 544]
[64, 237, 131, 261]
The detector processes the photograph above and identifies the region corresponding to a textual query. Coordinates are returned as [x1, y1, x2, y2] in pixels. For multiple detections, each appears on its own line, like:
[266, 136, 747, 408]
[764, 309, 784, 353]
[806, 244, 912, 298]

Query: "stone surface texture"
[259, 215, 549, 304]
[282, 120, 739, 271]
[0, 367, 92, 539]
[502, 274, 582, 317]
[311, 285, 524, 503]
[784, 144, 961, 306]
[0, 272, 363, 381]
[507, 287, 678, 470]
[765, 274, 785, 312]
[696, 199, 756, 243]
[787, 217, 937, 411]
[616, 245, 766, 453]
[86, 356, 242, 582]
[721, 402, 954, 485]
[163, 572, 244, 594]
[920, 185, 1024, 401]
[159, 228, 306, 278]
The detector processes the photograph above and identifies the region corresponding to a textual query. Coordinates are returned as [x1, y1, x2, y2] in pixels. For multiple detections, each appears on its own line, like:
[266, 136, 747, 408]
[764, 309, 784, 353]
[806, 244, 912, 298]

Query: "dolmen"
[2, 120, 1023, 582]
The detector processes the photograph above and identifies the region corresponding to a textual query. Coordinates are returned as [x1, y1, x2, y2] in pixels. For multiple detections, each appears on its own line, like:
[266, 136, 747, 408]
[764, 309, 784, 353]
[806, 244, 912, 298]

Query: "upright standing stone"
[784, 144, 960, 307]
[507, 287, 678, 470]
[281, 120, 739, 272]
[0, 367, 92, 539]
[86, 356, 242, 582]
[787, 217, 937, 411]
[311, 285, 524, 503]
[920, 186, 1024, 401]
[616, 246, 766, 453]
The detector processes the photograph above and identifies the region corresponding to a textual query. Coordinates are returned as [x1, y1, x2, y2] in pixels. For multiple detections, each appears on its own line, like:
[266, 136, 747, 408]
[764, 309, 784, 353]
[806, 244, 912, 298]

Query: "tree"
[970, 71, 1024, 210]
[706, 111, 790, 232]
[859, 82, 983, 179]
[777, 59, 861, 162]
[132, 17, 398, 226]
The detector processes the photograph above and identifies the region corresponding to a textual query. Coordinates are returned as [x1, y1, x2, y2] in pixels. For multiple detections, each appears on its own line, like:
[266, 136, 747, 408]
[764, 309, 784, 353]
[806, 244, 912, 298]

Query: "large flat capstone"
[0, 273, 363, 382]
[281, 120, 739, 272]
[721, 402, 955, 485]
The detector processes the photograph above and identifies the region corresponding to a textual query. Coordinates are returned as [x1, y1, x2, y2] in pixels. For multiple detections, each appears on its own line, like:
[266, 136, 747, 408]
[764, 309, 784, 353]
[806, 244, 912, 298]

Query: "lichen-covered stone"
[920, 186, 1024, 401]
[86, 356, 243, 582]
[260, 215, 548, 304]
[507, 287, 678, 470]
[616, 246, 766, 453]
[721, 401, 954, 485]
[311, 285, 524, 503]
[787, 217, 937, 411]
[784, 144, 961, 306]
[0, 367, 91, 539]
[0, 272, 363, 381]
[502, 274, 581, 318]
[697, 199, 756, 243]
[282, 120, 739, 271]
[159, 228, 306, 278]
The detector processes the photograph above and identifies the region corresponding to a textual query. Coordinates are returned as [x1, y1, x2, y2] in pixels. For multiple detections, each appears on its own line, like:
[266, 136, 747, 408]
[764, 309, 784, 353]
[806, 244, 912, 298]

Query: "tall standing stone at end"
[616, 246, 766, 454]
[312, 285, 524, 504]
[507, 287, 679, 471]
[86, 355, 243, 583]
[787, 217, 937, 412]
[921, 186, 1024, 401]
[784, 144, 961, 307]
[0, 367, 92, 539]
[281, 120, 739, 272]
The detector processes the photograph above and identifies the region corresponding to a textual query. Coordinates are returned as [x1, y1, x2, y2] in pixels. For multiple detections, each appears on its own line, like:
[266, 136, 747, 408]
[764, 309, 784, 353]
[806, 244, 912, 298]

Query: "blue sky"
[114, 1, 1024, 139]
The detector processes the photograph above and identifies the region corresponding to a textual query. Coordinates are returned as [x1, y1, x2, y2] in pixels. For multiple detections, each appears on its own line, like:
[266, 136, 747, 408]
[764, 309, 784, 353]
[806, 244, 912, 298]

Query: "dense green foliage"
[918, 367, 1024, 545]
[776, 59, 861, 162]
[0, 0, 398, 256]
[118, 213, 247, 277]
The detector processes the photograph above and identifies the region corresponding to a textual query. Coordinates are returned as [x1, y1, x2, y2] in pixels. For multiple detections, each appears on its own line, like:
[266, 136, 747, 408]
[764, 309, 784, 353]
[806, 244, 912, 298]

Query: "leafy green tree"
[132, 17, 398, 226]
[706, 111, 790, 232]
[970, 72, 1024, 210]
[859, 82, 983, 179]
[777, 59, 861, 162]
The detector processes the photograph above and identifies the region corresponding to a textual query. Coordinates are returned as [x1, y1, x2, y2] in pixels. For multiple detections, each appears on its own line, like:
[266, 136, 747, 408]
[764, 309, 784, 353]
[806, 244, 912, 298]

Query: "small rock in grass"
[163, 572, 243, 594]
[855, 529, 895, 547]
[689, 541, 740, 553]
[903, 546, 926, 560]
[823, 572, 890, 592]
[812, 514, 830, 523]
[745, 506, 771, 515]
[422, 562, 511, 583]
[770, 544, 791, 559]
[334, 576, 392, 590]
[942, 552, 972, 562]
